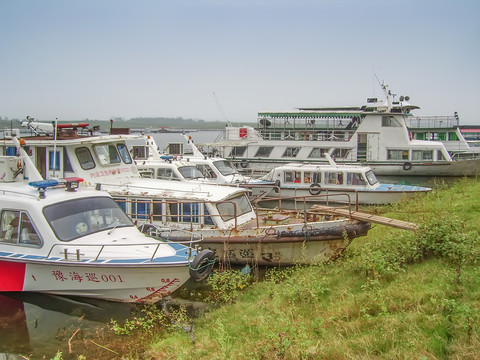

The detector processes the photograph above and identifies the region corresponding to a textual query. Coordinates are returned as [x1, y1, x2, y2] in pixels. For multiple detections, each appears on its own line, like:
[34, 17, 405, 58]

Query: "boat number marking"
[89, 168, 131, 179]
[50, 270, 125, 283]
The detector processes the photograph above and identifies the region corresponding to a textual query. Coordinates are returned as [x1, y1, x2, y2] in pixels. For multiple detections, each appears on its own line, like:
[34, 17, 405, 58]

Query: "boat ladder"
[310, 205, 418, 231]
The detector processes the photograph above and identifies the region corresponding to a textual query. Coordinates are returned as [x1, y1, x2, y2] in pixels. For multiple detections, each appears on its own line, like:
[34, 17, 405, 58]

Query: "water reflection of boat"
[0, 292, 133, 357]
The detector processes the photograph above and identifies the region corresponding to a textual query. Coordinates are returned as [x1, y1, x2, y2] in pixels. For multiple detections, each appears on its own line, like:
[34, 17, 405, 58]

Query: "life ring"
[402, 162, 412, 171]
[240, 160, 248, 168]
[309, 183, 321, 195]
[189, 249, 216, 282]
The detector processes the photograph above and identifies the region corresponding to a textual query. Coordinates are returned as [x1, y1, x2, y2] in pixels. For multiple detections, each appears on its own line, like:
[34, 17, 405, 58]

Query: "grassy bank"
[126, 178, 480, 359]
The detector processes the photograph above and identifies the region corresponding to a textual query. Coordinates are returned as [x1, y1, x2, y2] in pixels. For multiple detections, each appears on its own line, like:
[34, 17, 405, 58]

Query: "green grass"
[128, 178, 480, 359]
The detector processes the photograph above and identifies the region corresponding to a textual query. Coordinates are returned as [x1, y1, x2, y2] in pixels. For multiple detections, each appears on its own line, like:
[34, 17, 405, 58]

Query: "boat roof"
[98, 177, 249, 202]
[275, 162, 372, 173]
[2, 134, 143, 146]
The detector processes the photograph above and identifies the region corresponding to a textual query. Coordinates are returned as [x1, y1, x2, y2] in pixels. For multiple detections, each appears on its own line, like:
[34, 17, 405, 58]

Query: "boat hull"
[0, 258, 191, 304]
[194, 219, 370, 266]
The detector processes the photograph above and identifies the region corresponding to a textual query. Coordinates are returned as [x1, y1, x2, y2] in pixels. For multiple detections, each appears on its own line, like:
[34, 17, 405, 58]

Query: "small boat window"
[196, 164, 216, 179]
[169, 203, 200, 223]
[382, 116, 402, 127]
[132, 200, 150, 220]
[213, 160, 238, 176]
[44, 197, 133, 242]
[217, 194, 252, 222]
[387, 149, 409, 160]
[179, 166, 205, 180]
[94, 144, 121, 165]
[365, 170, 378, 185]
[284, 171, 296, 183]
[325, 172, 343, 185]
[75, 147, 96, 170]
[346, 172, 366, 186]
[117, 143, 133, 164]
[412, 150, 433, 161]
[156, 168, 176, 180]
[0, 210, 42, 246]
[303, 171, 312, 184]
[254, 147, 274, 157]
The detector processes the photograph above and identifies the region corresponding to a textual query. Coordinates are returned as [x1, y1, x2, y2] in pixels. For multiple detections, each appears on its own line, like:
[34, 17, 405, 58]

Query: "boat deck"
[310, 205, 418, 231]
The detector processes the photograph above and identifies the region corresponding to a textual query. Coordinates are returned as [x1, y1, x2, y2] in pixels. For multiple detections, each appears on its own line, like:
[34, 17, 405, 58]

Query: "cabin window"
[5, 147, 16, 156]
[325, 172, 343, 185]
[217, 194, 252, 222]
[255, 147, 274, 157]
[365, 170, 378, 185]
[308, 148, 329, 159]
[94, 144, 121, 165]
[179, 166, 204, 180]
[437, 151, 446, 161]
[284, 171, 297, 183]
[0, 210, 42, 246]
[387, 149, 409, 160]
[156, 168, 176, 180]
[332, 148, 349, 158]
[346, 172, 366, 186]
[448, 132, 459, 141]
[303, 171, 312, 184]
[132, 200, 150, 220]
[63, 148, 74, 172]
[153, 202, 163, 221]
[196, 164, 216, 179]
[204, 206, 214, 225]
[139, 169, 155, 178]
[132, 146, 148, 160]
[44, 197, 133, 242]
[48, 150, 61, 171]
[282, 147, 300, 158]
[117, 143, 133, 164]
[312, 172, 322, 184]
[76, 147, 96, 170]
[213, 160, 237, 176]
[229, 146, 247, 157]
[382, 116, 402, 127]
[169, 203, 200, 223]
[412, 150, 433, 161]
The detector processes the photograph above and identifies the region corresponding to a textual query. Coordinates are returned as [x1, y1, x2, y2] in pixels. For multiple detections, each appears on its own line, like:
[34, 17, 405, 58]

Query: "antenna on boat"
[213, 92, 231, 126]
[52, 118, 58, 177]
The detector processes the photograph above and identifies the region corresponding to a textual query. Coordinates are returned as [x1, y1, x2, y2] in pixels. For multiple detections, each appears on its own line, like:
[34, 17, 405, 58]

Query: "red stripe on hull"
[0, 261, 26, 291]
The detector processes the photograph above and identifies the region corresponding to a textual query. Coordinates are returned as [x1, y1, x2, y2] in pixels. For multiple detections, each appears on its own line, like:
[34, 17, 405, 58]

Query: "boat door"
[356, 133, 380, 161]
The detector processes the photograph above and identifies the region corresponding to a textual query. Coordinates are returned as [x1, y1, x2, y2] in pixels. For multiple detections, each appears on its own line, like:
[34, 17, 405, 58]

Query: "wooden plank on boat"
[310, 205, 418, 231]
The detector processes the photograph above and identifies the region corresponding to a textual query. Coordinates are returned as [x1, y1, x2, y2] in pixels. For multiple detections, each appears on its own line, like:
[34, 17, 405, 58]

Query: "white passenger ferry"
[0, 122, 371, 266]
[200, 84, 480, 177]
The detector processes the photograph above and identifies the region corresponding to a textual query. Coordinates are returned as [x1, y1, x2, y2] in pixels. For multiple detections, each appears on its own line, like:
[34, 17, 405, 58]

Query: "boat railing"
[45, 240, 198, 263]
[407, 116, 459, 129]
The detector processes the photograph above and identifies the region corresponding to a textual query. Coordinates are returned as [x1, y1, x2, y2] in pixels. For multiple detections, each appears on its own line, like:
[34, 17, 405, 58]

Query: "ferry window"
[44, 197, 133, 242]
[117, 143, 133, 164]
[387, 149, 409, 160]
[255, 147, 273, 157]
[308, 148, 329, 159]
[75, 147, 95, 170]
[448, 132, 459, 141]
[346, 172, 366, 186]
[217, 194, 252, 222]
[229, 146, 247, 157]
[382, 116, 402, 127]
[365, 170, 378, 185]
[332, 148, 349, 158]
[94, 144, 121, 165]
[0, 210, 41, 246]
[312, 172, 322, 183]
[282, 147, 300, 158]
[412, 150, 433, 160]
[304, 172, 312, 184]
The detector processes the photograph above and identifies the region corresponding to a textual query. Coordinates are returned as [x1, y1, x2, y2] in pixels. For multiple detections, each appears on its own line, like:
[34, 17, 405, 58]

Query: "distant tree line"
[0, 117, 255, 132]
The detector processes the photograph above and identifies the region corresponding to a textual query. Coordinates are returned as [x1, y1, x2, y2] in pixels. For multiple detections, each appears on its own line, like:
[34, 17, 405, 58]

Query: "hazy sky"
[1, 0, 479, 124]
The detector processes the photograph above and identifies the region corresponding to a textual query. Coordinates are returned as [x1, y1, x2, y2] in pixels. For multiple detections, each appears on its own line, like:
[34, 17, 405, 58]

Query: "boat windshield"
[365, 170, 378, 185]
[213, 160, 239, 176]
[178, 166, 205, 180]
[216, 194, 252, 222]
[43, 196, 134, 242]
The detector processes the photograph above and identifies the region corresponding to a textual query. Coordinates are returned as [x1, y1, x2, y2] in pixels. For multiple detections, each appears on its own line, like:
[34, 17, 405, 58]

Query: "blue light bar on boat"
[29, 179, 59, 189]
[29, 177, 84, 191]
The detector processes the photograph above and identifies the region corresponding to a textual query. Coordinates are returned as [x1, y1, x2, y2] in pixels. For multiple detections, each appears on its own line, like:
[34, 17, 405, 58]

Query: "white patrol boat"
[200, 84, 480, 177]
[0, 139, 213, 303]
[259, 154, 431, 205]
[0, 122, 370, 266]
